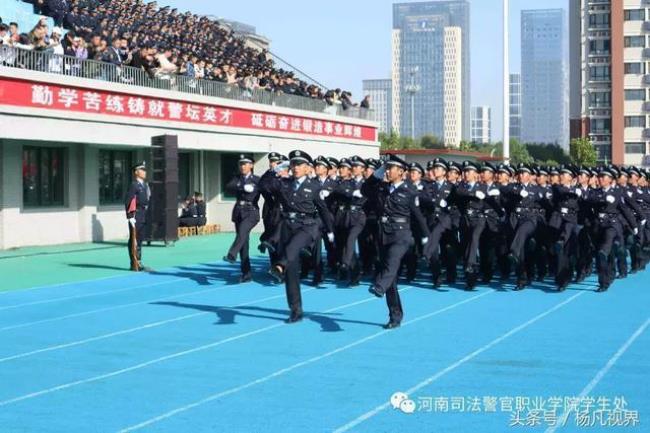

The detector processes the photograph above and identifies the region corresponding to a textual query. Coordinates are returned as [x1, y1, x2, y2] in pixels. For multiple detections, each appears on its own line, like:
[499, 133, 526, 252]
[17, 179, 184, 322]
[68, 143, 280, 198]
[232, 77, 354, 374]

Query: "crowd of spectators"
[1, 0, 366, 110]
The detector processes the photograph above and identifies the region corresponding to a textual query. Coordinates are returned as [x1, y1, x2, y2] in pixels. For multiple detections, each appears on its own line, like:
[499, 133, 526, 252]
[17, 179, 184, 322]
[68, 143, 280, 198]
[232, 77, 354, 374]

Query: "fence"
[0, 46, 373, 120]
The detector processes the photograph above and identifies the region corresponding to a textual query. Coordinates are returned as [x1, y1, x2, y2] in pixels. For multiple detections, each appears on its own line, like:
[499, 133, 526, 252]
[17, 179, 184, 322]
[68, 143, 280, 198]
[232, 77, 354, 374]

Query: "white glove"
[641, 219, 647, 227]
[606, 195, 615, 204]
[352, 190, 363, 198]
[439, 199, 448, 208]
[634, 228, 639, 236]
[274, 161, 290, 173]
[575, 188, 582, 197]
[128, 218, 136, 227]
[520, 189, 529, 198]
[319, 190, 331, 200]
[421, 237, 429, 246]
[545, 192, 553, 200]
[488, 189, 500, 197]
[327, 232, 335, 243]
[243, 184, 255, 193]
[475, 190, 486, 200]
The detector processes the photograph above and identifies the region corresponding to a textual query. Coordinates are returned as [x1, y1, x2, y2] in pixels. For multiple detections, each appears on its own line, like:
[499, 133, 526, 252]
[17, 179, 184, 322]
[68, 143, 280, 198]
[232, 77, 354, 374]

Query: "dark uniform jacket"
[125, 180, 150, 221]
[225, 174, 261, 223]
[267, 176, 334, 234]
[376, 180, 429, 245]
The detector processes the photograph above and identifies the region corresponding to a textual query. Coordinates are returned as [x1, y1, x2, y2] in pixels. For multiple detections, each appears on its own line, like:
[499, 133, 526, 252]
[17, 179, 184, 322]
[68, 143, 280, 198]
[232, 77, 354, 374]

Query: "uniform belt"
[560, 207, 576, 215]
[284, 211, 318, 219]
[598, 212, 617, 219]
[340, 205, 363, 212]
[381, 216, 408, 224]
[516, 207, 541, 214]
[237, 201, 255, 207]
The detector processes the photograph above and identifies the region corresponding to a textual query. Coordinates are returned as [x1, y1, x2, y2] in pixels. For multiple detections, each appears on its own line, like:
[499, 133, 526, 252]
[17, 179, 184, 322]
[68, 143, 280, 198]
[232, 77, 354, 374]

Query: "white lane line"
[0, 273, 132, 296]
[0, 287, 413, 408]
[0, 291, 299, 364]
[332, 291, 586, 433]
[0, 278, 187, 311]
[544, 317, 650, 433]
[0, 283, 238, 332]
[117, 290, 494, 433]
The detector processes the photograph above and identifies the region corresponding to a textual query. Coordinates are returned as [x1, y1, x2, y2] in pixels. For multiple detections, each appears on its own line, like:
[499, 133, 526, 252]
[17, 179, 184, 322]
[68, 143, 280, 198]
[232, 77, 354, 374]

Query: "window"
[625, 142, 646, 154]
[99, 150, 132, 205]
[178, 152, 192, 202]
[589, 13, 610, 27]
[625, 89, 646, 100]
[591, 119, 611, 133]
[624, 9, 645, 21]
[624, 116, 646, 128]
[624, 36, 645, 48]
[624, 63, 645, 74]
[220, 153, 242, 200]
[590, 66, 611, 80]
[23, 146, 65, 207]
[589, 39, 610, 54]
[590, 91, 611, 107]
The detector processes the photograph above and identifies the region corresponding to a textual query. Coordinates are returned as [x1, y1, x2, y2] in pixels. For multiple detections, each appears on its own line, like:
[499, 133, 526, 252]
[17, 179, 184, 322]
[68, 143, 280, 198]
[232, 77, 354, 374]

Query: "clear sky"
[162, 0, 568, 140]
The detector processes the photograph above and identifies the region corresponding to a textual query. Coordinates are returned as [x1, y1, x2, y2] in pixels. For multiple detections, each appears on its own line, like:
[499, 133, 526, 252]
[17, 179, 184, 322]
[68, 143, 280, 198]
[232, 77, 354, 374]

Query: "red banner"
[0, 77, 377, 142]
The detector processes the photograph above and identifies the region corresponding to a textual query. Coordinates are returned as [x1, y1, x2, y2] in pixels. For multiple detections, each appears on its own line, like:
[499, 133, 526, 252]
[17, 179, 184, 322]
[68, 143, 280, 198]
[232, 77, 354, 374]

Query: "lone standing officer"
[125, 161, 151, 272]
[367, 154, 429, 329]
[268, 150, 334, 323]
[223, 154, 261, 283]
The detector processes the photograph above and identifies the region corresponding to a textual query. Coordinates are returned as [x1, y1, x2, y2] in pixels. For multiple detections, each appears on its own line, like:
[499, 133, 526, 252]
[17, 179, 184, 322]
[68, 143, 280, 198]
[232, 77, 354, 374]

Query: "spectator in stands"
[154, 47, 177, 76]
[0, 24, 9, 46]
[102, 37, 123, 66]
[46, 0, 69, 26]
[194, 192, 207, 227]
[29, 24, 48, 51]
[360, 95, 371, 110]
[9, 22, 20, 44]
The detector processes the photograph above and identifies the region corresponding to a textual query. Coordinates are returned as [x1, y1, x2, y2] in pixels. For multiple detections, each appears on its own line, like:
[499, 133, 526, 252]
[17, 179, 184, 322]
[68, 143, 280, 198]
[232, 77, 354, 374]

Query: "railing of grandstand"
[0, 46, 373, 120]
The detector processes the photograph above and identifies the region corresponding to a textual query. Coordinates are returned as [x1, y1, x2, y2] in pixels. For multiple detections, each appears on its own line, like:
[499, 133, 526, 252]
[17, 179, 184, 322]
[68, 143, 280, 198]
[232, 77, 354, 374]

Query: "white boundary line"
[0, 288, 418, 408]
[0, 283, 242, 332]
[117, 290, 494, 432]
[544, 317, 650, 433]
[0, 278, 187, 311]
[331, 291, 586, 433]
[0, 291, 302, 364]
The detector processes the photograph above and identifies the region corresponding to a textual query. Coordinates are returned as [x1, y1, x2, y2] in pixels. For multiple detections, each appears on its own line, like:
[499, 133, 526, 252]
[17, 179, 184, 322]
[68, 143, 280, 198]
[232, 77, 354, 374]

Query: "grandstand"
[0, 0, 379, 250]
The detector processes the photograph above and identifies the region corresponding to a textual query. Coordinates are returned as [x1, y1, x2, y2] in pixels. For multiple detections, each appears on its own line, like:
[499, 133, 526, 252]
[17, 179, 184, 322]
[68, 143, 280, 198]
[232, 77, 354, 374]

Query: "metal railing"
[0, 45, 373, 120]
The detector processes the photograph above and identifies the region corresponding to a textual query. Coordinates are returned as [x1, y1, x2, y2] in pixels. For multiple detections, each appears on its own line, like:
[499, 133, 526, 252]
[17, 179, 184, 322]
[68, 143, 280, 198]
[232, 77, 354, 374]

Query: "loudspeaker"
[146, 135, 179, 244]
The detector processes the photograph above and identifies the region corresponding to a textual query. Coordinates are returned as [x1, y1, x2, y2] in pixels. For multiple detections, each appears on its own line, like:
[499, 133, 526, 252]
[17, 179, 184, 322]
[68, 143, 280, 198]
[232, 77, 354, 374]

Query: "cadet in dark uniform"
[311, 155, 337, 286]
[359, 158, 382, 276]
[549, 165, 581, 291]
[421, 158, 454, 288]
[268, 151, 334, 323]
[443, 161, 462, 283]
[223, 154, 261, 283]
[503, 164, 544, 290]
[403, 162, 428, 282]
[454, 162, 488, 290]
[333, 155, 368, 286]
[125, 161, 151, 272]
[478, 162, 505, 284]
[259, 152, 286, 259]
[368, 154, 429, 329]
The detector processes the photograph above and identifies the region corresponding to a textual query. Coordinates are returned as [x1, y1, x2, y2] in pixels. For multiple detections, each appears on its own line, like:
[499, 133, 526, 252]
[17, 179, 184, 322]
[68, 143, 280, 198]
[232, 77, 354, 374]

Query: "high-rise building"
[521, 9, 569, 147]
[362, 79, 393, 135]
[471, 106, 491, 144]
[509, 73, 522, 142]
[570, 0, 649, 165]
[392, 1, 470, 146]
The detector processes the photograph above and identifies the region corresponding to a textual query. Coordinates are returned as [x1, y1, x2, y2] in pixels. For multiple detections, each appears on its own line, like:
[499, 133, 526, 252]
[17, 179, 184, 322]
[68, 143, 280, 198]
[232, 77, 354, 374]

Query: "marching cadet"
[259, 152, 286, 259]
[268, 150, 334, 323]
[359, 158, 382, 276]
[368, 154, 429, 329]
[310, 155, 337, 286]
[442, 161, 463, 284]
[421, 158, 454, 288]
[496, 164, 515, 279]
[403, 162, 428, 282]
[576, 166, 596, 282]
[125, 161, 151, 272]
[628, 167, 650, 272]
[534, 167, 553, 282]
[332, 156, 368, 286]
[478, 162, 505, 284]
[585, 167, 639, 292]
[549, 165, 581, 291]
[223, 154, 261, 283]
[454, 161, 489, 290]
[503, 164, 545, 290]
[333, 158, 353, 274]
